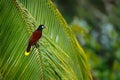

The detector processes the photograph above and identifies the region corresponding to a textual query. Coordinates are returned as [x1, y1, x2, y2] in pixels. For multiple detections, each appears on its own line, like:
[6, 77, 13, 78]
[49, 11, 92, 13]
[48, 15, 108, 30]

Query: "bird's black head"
[37, 25, 46, 31]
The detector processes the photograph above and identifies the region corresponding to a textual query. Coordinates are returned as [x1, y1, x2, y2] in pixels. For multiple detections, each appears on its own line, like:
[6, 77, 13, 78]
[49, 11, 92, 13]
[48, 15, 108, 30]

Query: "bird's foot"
[35, 43, 39, 48]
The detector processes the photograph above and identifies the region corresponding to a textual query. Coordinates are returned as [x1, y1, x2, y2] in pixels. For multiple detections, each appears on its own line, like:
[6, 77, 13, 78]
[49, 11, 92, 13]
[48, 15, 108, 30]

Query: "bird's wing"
[29, 30, 42, 45]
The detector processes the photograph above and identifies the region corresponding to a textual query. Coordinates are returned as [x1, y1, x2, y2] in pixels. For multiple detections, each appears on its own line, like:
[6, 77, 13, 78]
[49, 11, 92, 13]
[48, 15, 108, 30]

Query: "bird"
[25, 25, 46, 56]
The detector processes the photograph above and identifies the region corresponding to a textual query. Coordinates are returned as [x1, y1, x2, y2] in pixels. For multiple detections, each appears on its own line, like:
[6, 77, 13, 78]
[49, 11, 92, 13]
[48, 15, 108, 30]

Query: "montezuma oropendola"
[25, 25, 46, 56]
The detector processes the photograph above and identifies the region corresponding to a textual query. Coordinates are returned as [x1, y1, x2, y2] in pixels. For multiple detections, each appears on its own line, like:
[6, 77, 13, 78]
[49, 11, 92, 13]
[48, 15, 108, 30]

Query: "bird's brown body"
[29, 30, 42, 45]
[27, 30, 42, 52]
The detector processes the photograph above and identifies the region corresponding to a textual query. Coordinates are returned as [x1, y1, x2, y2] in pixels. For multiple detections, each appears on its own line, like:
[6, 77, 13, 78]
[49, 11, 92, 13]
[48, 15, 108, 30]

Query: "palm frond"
[0, 0, 93, 80]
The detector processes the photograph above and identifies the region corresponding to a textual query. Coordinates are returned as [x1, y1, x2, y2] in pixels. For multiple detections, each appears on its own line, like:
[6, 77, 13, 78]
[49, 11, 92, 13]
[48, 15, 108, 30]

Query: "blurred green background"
[52, 0, 120, 80]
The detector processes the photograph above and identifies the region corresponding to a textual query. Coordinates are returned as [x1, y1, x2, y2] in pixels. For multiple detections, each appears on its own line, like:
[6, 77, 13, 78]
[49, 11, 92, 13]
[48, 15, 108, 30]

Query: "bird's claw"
[35, 43, 39, 48]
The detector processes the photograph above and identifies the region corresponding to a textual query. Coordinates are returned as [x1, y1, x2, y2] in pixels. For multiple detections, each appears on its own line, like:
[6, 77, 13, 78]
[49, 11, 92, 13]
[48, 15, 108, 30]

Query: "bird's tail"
[25, 43, 31, 56]
[27, 43, 31, 52]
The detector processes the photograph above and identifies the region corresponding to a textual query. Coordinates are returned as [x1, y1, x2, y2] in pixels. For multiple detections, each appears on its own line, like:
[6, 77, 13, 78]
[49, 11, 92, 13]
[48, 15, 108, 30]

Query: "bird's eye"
[42, 25, 45, 28]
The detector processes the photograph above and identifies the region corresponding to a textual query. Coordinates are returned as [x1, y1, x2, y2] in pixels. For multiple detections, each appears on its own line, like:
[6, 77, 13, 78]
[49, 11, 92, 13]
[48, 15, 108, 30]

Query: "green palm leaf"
[0, 0, 92, 80]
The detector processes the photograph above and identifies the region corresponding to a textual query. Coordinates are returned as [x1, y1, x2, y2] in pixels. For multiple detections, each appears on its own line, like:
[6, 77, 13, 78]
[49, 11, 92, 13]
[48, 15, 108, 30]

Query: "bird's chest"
[33, 32, 41, 39]
[29, 30, 42, 45]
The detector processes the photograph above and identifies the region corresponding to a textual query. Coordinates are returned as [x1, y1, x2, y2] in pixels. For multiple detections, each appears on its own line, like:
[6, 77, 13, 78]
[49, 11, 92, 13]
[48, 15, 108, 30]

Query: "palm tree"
[0, 0, 92, 80]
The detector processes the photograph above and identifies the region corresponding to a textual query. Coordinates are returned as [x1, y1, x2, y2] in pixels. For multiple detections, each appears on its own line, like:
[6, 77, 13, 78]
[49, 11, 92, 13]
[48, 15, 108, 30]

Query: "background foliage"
[52, 0, 120, 80]
[0, 0, 92, 80]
